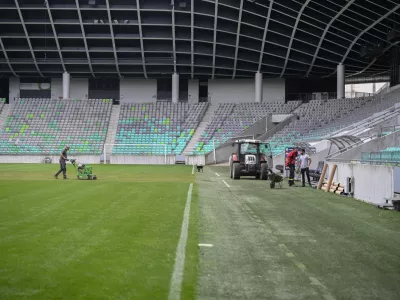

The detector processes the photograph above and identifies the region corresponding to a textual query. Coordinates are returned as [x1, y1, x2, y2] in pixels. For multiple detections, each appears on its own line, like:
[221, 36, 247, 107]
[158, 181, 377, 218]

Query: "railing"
[328, 105, 400, 138]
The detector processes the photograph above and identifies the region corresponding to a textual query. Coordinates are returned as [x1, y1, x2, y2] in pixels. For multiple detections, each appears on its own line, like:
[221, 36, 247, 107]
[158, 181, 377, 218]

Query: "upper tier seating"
[0, 98, 112, 155]
[113, 102, 207, 155]
[192, 101, 300, 154]
[266, 95, 400, 155]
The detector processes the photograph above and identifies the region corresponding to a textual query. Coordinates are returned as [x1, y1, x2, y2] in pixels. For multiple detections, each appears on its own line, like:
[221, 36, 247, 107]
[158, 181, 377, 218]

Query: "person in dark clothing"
[297, 148, 312, 187]
[54, 145, 70, 179]
[286, 147, 299, 187]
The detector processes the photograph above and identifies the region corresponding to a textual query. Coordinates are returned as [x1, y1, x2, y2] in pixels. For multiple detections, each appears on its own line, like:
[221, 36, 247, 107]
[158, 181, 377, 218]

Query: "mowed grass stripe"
[204, 166, 400, 300]
[0, 164, 198, 300]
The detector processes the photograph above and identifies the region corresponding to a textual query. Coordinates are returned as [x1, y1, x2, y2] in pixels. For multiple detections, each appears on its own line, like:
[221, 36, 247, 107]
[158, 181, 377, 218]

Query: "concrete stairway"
[103, 104, 120, 162]
[0, 104, 11, 130]
[183, 104, 217, 155]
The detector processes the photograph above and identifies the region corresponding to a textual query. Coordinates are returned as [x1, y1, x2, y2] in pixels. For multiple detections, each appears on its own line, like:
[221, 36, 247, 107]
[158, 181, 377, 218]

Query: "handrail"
[327, 104, 400, 138]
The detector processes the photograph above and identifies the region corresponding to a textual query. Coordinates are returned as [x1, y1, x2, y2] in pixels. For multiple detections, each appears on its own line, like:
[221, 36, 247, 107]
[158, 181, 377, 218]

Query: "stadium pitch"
[0, 164, 400, 300]
[0, 164, 198, 300]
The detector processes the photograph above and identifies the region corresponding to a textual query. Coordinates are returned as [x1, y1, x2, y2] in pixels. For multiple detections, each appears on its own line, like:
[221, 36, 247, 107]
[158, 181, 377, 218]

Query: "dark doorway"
[0, 78, 9, 104]
[89, 78, 120, 100]
[199, 80, 208, 102]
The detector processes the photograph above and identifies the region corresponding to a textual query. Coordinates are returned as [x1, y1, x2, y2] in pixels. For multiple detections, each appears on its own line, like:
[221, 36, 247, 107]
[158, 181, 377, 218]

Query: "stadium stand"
[361, 147, 400, 162]
[266, 95, 400, 155]
[191, 101, 300, 154]
[0, 98, 112, 155]
[113, 102, 207, 155]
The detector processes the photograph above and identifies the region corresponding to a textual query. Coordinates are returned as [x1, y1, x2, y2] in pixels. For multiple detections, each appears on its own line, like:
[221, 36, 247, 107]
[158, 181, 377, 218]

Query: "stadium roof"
[0, 0, 399, 79]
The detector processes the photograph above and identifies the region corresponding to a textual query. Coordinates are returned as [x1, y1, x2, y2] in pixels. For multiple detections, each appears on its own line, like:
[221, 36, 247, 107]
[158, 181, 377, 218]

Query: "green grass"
[0, 164, 198, 300]
[197, 166, 400, 300]
[1, 163, 400, 300]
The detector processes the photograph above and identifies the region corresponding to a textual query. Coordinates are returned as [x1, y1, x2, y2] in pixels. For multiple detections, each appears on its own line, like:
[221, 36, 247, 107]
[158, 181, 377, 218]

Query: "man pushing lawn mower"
[54, 145, 70, 179]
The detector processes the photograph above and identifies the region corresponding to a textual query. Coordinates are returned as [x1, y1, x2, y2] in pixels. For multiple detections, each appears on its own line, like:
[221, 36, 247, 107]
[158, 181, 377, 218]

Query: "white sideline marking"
[215, 173, 220, 177]
[168, 183, 193, 300]
[222, 180, 230, 188]
[191, 164, 195, 175]
[198, 243, 214, 247]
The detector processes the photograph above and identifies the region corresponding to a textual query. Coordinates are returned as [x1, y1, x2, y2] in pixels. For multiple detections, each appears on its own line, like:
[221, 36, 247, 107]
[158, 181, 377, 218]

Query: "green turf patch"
[196, 166, 400, 300]
[0, 164, 198, 300]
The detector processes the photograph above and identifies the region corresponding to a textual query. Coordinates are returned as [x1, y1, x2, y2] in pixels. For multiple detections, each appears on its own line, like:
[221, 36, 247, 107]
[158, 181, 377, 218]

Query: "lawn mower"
[229, 139, 272, 180]
[70, 159, 97, 180]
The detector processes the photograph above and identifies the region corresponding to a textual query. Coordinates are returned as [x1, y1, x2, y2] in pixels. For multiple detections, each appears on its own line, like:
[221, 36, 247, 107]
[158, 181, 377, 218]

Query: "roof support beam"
[14, 0, 43, 77]
[171, 1, 177, 73]
[0, 38, 18, 77]
[105, 0, 122, 79]
[191, 0, 194, 79]
[258, 0, 274, 72]
[136, 0, 147, 79]
[75, 0, 95, 77]
[44, 0, 66, 73]
[346, 41, 400, 78]
[326, 3, 400, 78]
[232, 0, 244, 79]
[211, 0, 218, 79]
[306, 0, 355, 77]
[280, 0, 311, 78]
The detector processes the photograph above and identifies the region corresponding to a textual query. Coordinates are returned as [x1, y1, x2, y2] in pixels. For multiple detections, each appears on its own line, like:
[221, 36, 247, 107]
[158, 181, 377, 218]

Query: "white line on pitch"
[222, 180, 230, 188]
[198, 243, 214, 247]
[191, 164, 194, 175]
[168, 183, 193, 300]
[215, 173, 220, 177]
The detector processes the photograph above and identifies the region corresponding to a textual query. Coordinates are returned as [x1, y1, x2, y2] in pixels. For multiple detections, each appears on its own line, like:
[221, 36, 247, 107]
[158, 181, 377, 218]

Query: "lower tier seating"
[0, 98, 112, 155]
[113, 102, 207, 155]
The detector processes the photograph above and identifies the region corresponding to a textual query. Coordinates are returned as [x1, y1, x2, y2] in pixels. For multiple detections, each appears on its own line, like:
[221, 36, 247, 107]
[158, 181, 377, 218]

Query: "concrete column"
[337, 64, 345, 99]
[62, 72, 70, 99]
[172, 73, 179, 103]
[255, 72, 263, 103]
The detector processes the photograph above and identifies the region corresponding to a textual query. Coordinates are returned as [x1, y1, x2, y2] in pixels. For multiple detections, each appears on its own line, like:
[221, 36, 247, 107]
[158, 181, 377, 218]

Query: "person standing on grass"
[286, 147, 299, 187]
[54, 145, 70, 179]
[298, 148, 312, 187]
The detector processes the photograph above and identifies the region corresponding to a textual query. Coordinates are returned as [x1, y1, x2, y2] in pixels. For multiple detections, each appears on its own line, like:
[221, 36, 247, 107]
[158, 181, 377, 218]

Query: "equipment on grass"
[70, 159, 97, 180]
[229, 139, 272, 180]
[267, 169, 284, 188]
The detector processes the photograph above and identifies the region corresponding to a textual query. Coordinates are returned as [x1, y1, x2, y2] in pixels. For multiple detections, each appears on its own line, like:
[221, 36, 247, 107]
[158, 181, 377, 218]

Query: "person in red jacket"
[286, 147, 299, 187]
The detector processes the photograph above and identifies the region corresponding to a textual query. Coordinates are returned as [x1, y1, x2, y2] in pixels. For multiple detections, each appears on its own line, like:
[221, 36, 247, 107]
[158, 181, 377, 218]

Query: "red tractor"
[229, 139, 272, 180]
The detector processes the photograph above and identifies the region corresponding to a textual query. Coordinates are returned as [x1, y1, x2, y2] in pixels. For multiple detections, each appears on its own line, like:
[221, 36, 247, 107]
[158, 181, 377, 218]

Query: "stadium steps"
[104, 104, 121, 159]
[0, 104, 11, 131]
[183, 104, 217, 155]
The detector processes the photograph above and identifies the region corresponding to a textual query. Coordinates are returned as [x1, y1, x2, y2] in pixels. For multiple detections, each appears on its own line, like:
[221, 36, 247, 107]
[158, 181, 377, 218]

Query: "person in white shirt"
[297, 148, 312, 187]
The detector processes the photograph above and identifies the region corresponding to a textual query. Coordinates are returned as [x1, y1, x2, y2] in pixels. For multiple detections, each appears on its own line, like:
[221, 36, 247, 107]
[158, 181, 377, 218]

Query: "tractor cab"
[229, 139, 272, 180]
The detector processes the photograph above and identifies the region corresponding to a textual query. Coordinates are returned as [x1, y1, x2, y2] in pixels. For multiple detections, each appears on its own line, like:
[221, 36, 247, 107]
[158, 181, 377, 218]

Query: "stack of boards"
[323, 181, 344, 195]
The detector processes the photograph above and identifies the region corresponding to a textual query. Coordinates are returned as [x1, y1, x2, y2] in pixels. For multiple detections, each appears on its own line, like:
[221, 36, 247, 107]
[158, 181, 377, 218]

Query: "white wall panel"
[9, 76, 20, 103]
[188, 79, 199, 104]
[263, 78, 285, 102]
[70, 78, 88, 99]
[208, 78, 285, 104]
[120, 78, 157, 103]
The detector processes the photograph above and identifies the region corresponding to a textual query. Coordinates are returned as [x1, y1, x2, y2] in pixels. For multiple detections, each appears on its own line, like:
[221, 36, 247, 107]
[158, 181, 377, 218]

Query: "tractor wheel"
[233, 163, 241, 180]
[270, 182, 275, 189]
[230, 163, 233, 178]
[260, 163, 268, 180]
